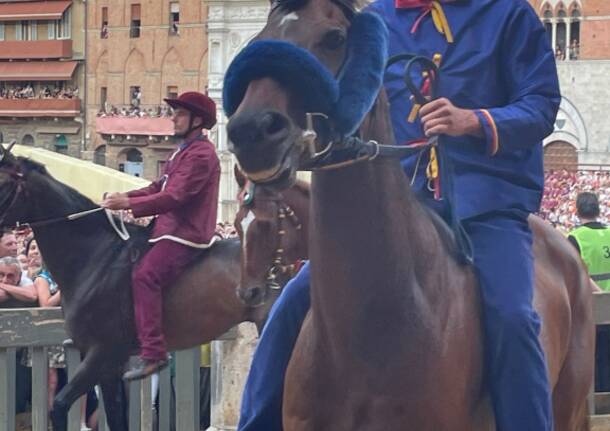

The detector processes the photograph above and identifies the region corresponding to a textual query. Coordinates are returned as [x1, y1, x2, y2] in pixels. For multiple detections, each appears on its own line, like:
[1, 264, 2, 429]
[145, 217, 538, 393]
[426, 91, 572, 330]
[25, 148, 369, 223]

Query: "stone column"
[208, 323, 258, 431]
[565, 21, 571, 60]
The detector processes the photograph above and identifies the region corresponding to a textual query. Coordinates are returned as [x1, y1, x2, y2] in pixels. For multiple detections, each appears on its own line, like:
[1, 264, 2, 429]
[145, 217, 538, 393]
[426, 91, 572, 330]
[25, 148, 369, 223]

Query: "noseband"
[266, 202, 304, 290]
[240, 182, 304, 294]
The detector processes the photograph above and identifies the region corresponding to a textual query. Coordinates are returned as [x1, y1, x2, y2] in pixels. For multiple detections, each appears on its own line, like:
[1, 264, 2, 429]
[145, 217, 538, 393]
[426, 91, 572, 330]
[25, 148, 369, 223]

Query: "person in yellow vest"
[568, 191, 610, 392]
[568, 192, 610, 290]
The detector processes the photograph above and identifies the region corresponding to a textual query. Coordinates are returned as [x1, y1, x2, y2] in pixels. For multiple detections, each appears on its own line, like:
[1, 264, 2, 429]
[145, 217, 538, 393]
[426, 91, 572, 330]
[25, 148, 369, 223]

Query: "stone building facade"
[526, 0, 610, 170]
[86, 0, 209, 180]
[0, 0, 85, 157]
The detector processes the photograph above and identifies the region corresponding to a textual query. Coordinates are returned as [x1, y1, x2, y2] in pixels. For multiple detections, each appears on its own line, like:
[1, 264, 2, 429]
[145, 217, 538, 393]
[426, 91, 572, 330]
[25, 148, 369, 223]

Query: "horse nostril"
[238, 286, 265, 306]
[227, 110, 290, 152]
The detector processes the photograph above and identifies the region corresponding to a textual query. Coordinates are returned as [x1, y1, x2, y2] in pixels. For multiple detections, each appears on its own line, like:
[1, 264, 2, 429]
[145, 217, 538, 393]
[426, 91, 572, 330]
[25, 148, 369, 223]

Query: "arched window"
[126, 148, 142, 162]
[542, 5, 553, 46]
[543, 8, 553, 20]
[556, 8, 567, 59]
[94, 145, 106, 166]
[21, 134, 34, 146]
[119, 147, 144, 177]
[569, 7, 581, 59]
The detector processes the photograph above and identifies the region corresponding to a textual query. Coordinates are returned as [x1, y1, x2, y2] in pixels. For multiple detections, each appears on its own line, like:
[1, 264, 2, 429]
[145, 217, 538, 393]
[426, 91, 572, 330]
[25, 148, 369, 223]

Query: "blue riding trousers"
[237, 210, 552, 431]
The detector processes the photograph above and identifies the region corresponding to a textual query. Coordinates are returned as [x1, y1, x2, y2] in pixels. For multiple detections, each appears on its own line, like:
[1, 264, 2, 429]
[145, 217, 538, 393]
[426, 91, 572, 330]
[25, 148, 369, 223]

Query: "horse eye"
[321, 29, 347, 50]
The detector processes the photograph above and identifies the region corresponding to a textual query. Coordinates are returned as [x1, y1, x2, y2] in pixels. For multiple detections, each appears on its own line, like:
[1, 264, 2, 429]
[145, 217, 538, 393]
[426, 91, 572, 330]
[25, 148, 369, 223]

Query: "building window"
[54, 135, 68, 154]
[167, 86, 178, 100]
[157, 160, 167, 177]
[101, 7, 109, 39]
[21, 134, 35, 146]
[100, 86, 108, 109]
[94, 145, 106, 166]
[17, 21, 37, 41]
[130, 86, 142, 107]
[169, 2, 179, 35]
[48, 19, 56, 39]
[51, 9, 71, 40]
[130, 4, 141, 38]
[569, 8, 581, 60]
[0, 23, 4, 41]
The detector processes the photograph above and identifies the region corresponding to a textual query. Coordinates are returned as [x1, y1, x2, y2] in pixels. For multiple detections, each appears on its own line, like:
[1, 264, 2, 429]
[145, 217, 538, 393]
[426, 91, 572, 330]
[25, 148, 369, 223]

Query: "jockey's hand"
[101, 193, 130, 210]
[420, 98, 484, 138]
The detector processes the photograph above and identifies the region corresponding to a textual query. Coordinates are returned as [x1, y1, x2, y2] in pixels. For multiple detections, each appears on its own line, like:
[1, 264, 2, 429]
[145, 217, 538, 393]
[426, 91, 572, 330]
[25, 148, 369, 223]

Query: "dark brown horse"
[225, 0, 594, 430]
[0, 148, 302, 431]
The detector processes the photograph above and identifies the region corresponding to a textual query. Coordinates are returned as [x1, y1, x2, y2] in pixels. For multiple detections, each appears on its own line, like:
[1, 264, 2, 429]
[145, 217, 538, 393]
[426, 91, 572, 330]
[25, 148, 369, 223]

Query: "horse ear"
[6, 140, 16, 153]
[234, 164, 247, 189]
[0, 140, 16, 163]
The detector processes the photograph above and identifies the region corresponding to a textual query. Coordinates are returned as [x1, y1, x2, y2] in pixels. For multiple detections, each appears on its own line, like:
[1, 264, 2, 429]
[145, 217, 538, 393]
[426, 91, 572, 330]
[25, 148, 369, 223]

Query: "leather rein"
[0, 165, 130, 241]
[298, 54, 440, 172]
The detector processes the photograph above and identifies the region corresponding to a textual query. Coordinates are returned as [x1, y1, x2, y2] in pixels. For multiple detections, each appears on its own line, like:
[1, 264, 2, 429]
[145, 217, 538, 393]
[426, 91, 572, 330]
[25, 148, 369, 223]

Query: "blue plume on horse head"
[223, 41, 340, 118]
[333, 12, 388, 137]
[222, 11, 388, 136]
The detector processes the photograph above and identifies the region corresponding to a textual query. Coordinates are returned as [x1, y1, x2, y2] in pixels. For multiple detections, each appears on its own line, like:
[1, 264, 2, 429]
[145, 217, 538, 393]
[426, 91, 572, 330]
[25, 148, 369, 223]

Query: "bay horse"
[233, 166, 309, 310]
[0, 147, 300, 431]
[223, 0, 594, 430]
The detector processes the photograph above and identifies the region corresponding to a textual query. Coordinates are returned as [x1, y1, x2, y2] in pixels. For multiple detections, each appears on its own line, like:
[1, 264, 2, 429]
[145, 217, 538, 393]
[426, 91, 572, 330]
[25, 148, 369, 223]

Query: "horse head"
[224, 0, 388, 187]
[233, 165, 306, 307]
[0, 141, 31, 226]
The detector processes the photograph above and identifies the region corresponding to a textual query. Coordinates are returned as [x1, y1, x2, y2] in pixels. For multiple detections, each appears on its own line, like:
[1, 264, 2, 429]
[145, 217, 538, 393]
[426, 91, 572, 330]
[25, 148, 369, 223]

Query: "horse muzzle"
[237, 285, 269, 308]
[228, 109, 300, 186]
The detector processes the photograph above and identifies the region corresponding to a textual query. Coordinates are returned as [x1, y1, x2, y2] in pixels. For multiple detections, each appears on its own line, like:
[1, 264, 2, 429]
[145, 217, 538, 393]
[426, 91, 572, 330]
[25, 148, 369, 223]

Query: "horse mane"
[18, 157, 97, 210]
[17, 157, 147, 234]
[273, 0, 369, 13]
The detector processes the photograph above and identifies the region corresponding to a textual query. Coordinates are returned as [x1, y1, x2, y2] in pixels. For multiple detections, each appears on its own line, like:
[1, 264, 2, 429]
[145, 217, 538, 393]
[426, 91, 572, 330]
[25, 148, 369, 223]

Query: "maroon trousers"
[132, 240, 199, 360]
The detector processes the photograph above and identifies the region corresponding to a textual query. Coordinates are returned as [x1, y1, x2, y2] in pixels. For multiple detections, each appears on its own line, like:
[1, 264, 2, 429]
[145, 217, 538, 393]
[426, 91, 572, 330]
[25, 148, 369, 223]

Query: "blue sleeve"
[474, 3, 561, 157]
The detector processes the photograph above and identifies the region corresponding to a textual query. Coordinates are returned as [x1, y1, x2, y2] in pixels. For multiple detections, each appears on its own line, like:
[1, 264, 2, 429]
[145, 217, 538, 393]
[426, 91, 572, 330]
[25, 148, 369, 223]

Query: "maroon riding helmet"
[164, 91, 217, 129]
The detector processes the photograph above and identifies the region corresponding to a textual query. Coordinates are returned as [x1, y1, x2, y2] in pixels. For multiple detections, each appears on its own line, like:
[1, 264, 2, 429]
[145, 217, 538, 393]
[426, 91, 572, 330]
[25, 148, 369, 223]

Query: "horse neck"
[25, 173, 118, 293]
[309, 91, 440, 348]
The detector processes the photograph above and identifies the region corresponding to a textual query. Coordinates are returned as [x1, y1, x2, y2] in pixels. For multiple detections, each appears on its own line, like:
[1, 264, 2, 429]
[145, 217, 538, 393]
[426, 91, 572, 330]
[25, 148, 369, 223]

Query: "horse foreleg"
[50, 345, 105, 431]
[100, 370, 129, 431]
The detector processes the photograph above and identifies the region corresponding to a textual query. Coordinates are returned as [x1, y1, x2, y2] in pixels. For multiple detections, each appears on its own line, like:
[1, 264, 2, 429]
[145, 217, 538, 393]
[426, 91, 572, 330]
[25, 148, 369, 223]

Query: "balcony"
[0, 40, 72, 60]
[96, 116, 174, 137]
[0, 99, 81, 117]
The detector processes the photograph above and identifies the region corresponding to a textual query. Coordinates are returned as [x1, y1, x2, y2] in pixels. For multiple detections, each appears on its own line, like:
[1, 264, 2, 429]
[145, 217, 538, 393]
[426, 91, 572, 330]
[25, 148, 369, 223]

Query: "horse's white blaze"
[240, 210, 256, 257]
[280, 12, 299, 26]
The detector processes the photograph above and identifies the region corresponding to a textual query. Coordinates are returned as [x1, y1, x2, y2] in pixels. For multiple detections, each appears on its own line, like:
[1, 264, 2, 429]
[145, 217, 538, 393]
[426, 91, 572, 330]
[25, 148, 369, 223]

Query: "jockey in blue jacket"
[237, 1, 560, 430]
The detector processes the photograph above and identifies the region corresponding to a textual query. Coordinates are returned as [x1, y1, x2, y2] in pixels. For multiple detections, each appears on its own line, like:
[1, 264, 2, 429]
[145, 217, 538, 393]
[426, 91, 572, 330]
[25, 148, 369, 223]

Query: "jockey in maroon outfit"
[102, 91, 221, 380]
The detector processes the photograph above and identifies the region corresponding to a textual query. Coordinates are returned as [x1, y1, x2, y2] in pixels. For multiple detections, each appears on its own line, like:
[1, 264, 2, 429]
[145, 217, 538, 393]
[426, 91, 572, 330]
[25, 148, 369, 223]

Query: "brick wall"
[87, 0, 209, 180]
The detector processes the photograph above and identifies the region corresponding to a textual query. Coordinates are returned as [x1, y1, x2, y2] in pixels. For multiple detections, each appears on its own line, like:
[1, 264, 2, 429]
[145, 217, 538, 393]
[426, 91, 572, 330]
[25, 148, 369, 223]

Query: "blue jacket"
[367, 0, 560, 219]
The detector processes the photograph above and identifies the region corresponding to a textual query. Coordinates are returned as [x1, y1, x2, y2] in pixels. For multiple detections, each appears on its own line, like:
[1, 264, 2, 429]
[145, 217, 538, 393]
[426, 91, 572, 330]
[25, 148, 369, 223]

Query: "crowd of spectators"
[0, 85, 79, 100]
[97, 103, 173, 119]
[539, 169, 610, 232]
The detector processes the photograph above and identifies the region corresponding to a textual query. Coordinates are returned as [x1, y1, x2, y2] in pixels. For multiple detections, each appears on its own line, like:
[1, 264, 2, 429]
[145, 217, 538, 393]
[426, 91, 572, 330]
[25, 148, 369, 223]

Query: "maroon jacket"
[127, 135, 220, 248]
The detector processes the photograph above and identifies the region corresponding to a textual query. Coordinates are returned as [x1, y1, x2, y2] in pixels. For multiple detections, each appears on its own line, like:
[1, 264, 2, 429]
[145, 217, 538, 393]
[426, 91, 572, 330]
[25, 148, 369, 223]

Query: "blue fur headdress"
[223, 12, 388, 137]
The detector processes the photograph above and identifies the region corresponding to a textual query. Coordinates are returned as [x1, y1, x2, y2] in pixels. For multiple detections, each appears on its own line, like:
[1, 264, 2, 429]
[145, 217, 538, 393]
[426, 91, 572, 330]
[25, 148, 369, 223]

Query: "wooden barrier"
[5, 292, 610, 430]
[0, 307, 204, 431]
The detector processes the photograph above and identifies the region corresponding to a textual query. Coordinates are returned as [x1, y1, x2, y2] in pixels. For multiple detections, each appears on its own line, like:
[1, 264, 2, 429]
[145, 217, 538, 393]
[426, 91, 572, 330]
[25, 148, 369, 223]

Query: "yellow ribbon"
[426, 146, 439, 180]
[430, 1, 454, 43]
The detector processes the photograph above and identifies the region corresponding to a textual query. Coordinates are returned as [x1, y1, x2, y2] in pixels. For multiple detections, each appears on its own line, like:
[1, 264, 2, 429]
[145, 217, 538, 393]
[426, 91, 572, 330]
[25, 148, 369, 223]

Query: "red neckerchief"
[395, 0, 455, 41]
